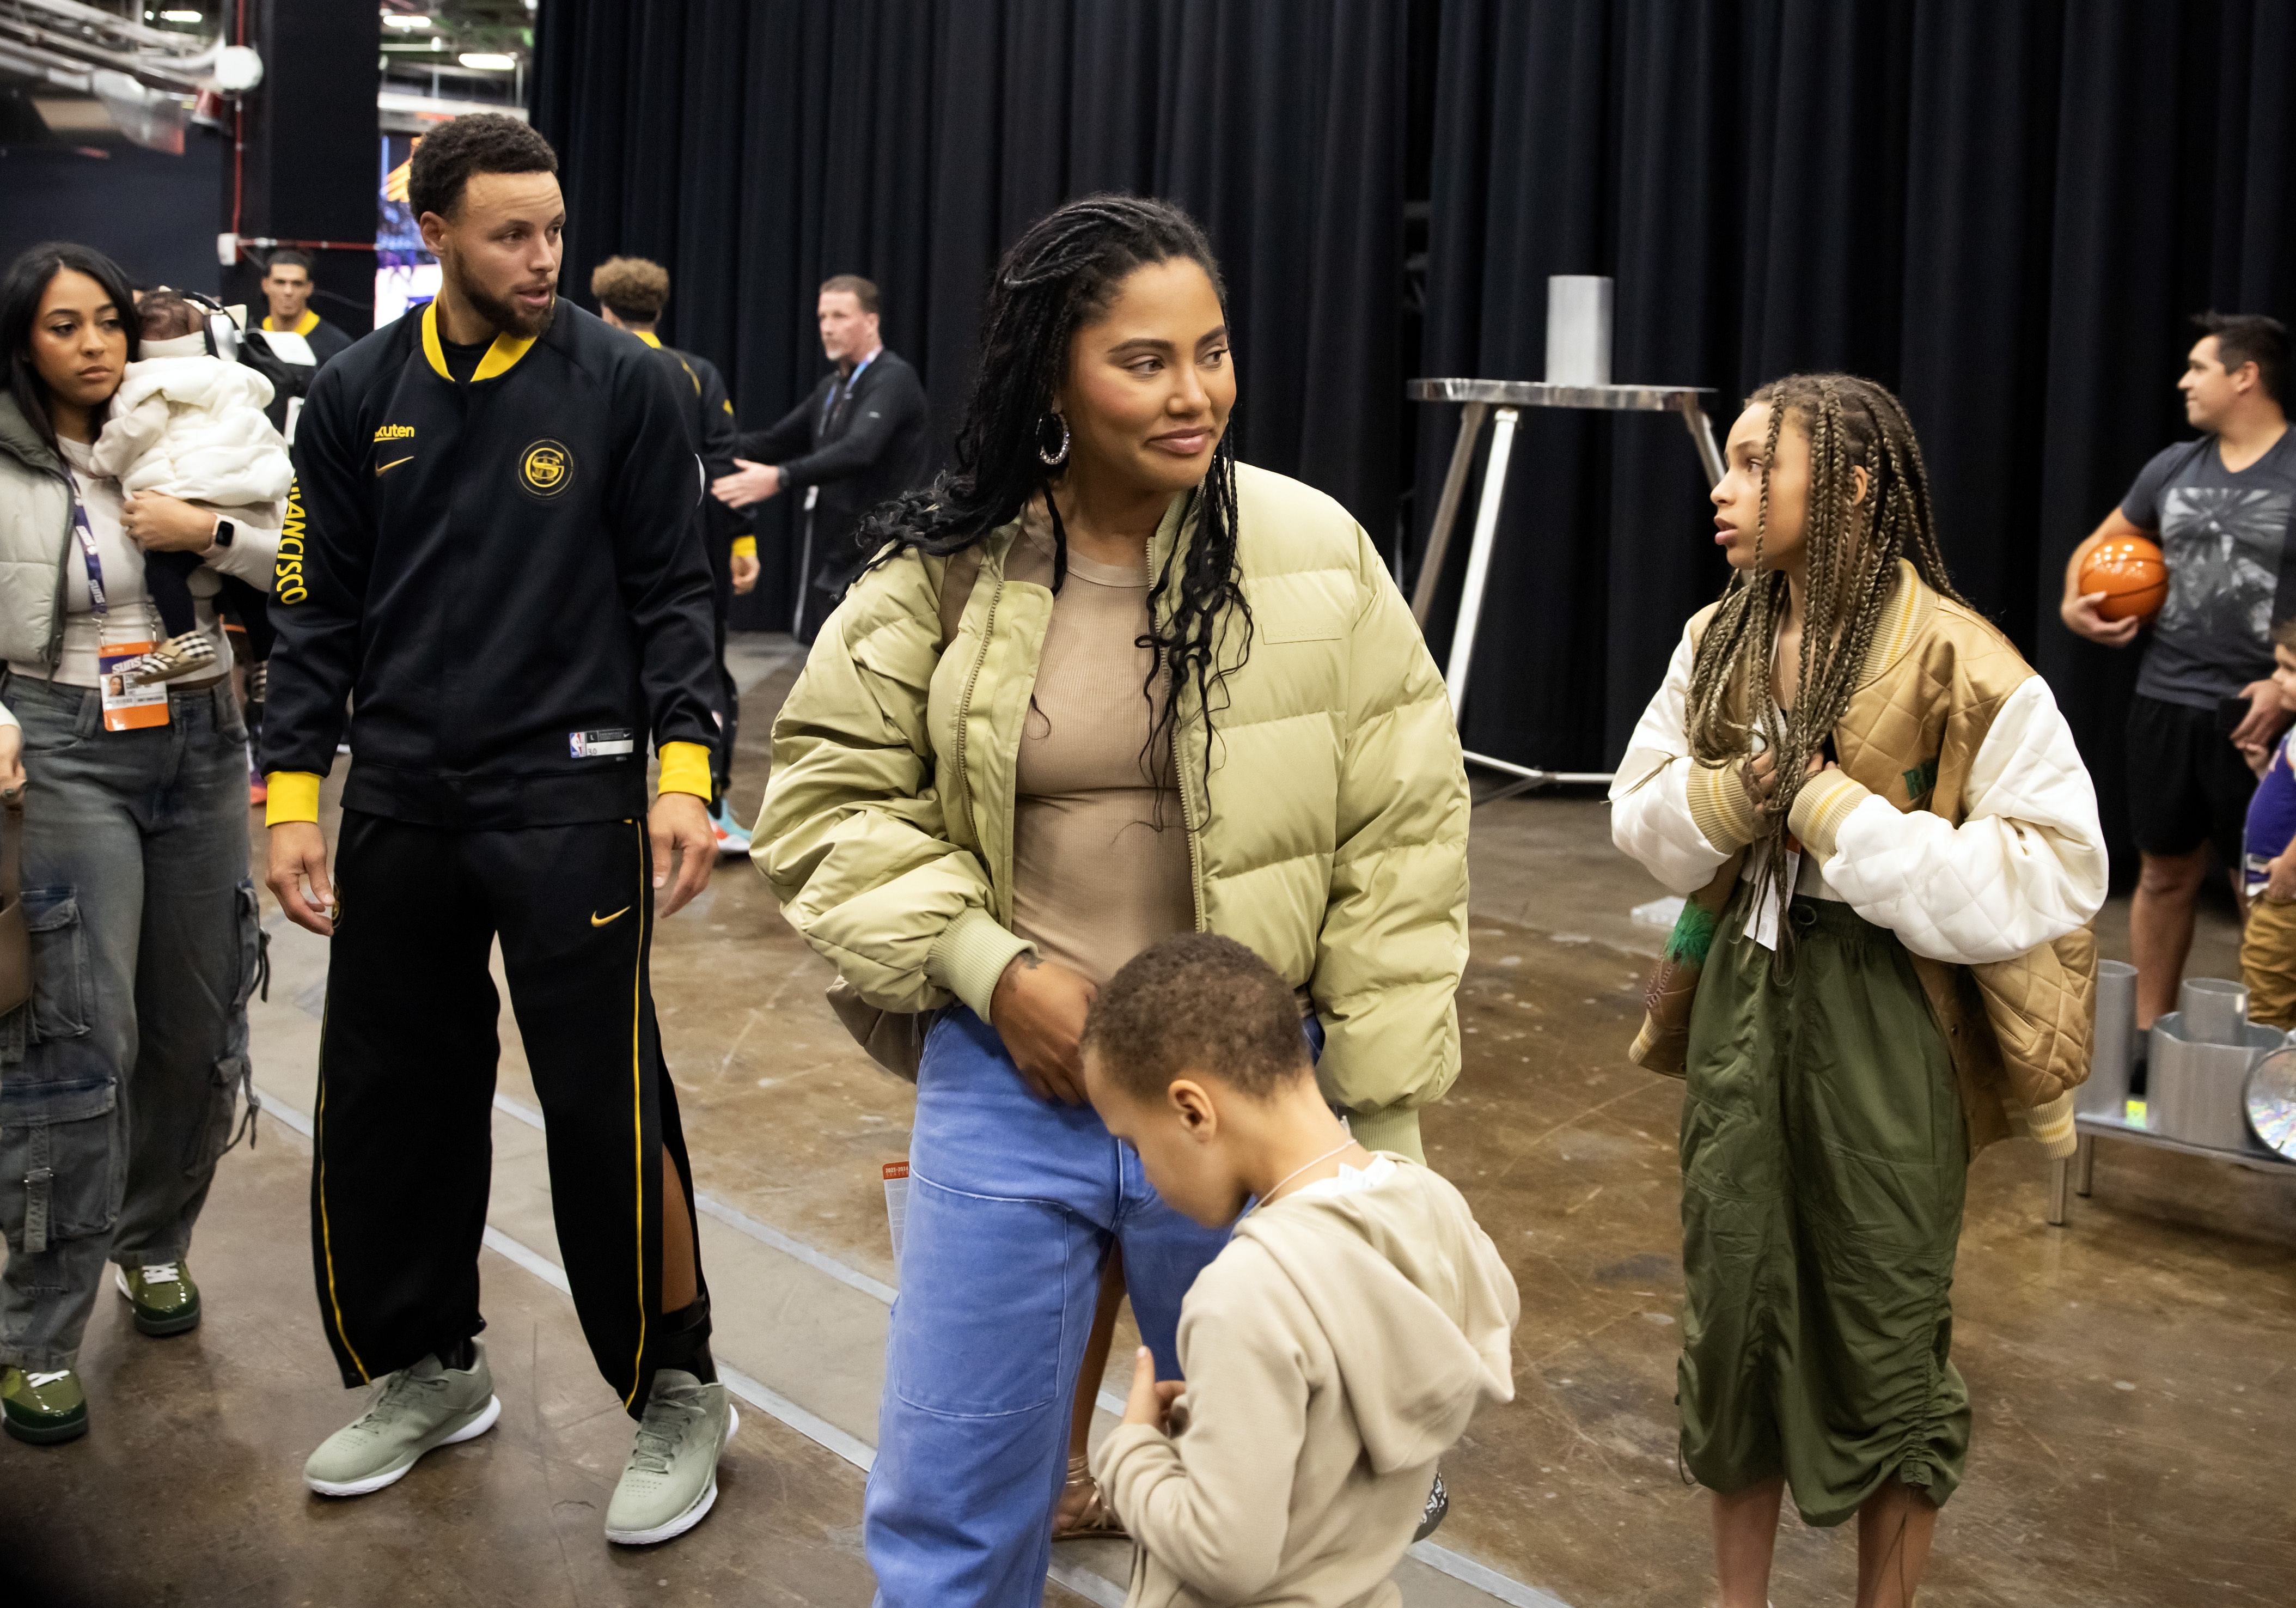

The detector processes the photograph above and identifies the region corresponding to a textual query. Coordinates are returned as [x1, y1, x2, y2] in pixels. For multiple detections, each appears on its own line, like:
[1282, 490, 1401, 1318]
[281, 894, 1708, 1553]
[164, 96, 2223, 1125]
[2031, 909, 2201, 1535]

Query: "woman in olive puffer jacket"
[754, 198, 1468, 1608]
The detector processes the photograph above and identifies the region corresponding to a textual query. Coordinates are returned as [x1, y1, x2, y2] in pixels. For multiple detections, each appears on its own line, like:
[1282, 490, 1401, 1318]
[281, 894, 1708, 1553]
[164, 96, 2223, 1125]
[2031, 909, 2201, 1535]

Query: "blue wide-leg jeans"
[864, 1006, 1231, 1608]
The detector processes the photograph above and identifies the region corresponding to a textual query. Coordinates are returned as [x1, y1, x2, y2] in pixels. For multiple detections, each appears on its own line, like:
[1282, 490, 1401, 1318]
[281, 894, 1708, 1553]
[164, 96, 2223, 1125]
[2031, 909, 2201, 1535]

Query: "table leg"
[1677, 397, 1726, 488]
[2075, 1131, 2097, 1197]
[1443, 405, 1521, 721]
[2048, 1156, 2070, 1227]
[1410, 401, 1489, 626]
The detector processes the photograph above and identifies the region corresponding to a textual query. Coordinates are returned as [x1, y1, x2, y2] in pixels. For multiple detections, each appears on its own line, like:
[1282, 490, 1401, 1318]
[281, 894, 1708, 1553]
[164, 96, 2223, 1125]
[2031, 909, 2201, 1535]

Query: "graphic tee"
[2245, 726, 2296, 897]
[2121, 428, 2296, 708]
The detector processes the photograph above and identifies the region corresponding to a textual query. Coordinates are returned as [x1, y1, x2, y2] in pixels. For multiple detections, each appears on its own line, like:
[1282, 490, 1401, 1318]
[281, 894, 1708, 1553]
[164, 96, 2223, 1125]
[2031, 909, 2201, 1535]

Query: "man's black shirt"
[263, 299, 718, 829]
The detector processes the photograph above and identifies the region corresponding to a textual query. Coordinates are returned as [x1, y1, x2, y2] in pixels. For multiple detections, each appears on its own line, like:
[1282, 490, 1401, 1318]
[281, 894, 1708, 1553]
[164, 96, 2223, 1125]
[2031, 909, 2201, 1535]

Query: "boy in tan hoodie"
[1082, 934, 1519, 1608]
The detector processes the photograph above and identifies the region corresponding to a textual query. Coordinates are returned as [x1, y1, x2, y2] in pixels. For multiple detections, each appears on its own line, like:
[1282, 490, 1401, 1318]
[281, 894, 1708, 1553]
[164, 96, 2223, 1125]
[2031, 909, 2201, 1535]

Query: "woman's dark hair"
[1, 241, 140, 453]
[862, 194, 1249, 806]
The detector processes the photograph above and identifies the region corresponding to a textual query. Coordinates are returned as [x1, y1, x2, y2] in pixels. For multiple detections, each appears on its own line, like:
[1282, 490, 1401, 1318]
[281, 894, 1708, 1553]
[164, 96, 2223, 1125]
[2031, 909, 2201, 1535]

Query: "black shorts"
[2126, 693, 2257, 862]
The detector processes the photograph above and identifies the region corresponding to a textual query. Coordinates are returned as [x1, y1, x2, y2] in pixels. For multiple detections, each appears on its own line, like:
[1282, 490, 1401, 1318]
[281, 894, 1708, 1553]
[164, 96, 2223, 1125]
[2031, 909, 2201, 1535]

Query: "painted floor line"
[490, 1091, 903, 1307]
[284, 1086, 1567, 1608]
[262, 1083, 1131, 1608]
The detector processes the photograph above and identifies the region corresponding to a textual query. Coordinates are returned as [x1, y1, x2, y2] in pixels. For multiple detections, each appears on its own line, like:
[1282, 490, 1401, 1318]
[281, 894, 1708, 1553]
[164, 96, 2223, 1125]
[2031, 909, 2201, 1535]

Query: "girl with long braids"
[1611, 374, 2106, 1607]
[755, 196, 1467, 1605]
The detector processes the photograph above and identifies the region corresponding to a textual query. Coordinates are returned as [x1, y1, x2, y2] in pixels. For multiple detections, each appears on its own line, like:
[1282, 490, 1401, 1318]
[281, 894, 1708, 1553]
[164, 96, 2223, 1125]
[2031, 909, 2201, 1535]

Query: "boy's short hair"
[264, 248, 313, 278]
[137, 288, 200, 342]
[1083, 933, 1310, 1102]
[408, 112, 557, 222]
[592, 256, 670, 322]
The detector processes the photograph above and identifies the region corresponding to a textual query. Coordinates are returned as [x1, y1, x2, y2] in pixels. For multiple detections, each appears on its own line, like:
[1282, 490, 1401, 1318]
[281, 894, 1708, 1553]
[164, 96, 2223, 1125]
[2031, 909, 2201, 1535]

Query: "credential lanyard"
[62, 468, 106, 618]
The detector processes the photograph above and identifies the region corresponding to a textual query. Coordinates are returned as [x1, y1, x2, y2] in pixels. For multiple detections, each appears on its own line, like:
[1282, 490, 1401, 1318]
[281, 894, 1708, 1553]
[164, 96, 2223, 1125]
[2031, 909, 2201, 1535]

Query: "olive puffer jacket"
[755, 462, 1471, 1155]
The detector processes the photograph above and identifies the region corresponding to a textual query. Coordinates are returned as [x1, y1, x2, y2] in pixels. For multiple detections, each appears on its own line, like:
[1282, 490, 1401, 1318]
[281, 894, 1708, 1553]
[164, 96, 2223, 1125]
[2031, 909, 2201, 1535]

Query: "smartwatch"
[210, 517, 236, 549]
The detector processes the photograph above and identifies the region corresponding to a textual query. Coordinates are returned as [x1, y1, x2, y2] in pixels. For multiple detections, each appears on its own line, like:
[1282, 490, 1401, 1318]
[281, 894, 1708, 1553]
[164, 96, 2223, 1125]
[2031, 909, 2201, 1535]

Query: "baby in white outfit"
[89, 289, 290, 684]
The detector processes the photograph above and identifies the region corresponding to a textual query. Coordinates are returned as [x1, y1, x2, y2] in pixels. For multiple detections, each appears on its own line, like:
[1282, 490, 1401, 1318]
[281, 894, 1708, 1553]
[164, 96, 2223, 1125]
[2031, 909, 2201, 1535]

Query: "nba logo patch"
[570, 728, 635, 758]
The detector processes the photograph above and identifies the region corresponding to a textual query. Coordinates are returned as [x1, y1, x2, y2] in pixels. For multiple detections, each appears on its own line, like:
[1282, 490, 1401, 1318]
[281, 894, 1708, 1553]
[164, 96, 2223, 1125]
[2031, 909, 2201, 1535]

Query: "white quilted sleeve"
[1815, 676, 2107, 964]
[1610, 623, 1736, 894]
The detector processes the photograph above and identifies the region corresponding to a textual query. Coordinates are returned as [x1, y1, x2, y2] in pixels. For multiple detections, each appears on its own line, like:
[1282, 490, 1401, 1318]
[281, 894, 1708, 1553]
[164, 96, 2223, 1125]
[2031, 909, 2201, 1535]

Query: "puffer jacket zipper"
[950, 569, 1003, 912]
[45, 467, 75, 667]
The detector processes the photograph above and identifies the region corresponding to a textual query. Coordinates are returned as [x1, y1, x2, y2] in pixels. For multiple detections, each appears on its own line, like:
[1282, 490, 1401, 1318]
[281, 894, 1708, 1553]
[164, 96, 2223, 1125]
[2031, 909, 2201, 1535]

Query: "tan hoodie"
[1092, 1156, 1519, 1608]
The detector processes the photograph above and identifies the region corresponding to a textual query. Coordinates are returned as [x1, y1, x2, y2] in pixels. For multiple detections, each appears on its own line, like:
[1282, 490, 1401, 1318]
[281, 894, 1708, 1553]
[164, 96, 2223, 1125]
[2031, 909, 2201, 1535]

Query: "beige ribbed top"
[1005, 508, 1196, 986]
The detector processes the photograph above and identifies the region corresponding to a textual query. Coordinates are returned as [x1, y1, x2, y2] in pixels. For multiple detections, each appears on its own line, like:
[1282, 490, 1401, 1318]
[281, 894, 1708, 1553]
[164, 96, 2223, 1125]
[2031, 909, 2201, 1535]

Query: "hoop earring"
[1038, 412, 1070, 467]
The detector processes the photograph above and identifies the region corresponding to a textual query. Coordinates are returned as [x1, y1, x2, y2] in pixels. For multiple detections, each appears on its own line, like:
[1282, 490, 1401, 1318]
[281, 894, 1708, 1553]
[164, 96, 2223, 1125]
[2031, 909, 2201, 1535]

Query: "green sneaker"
[115, 1260, 201, 1336]
[2, 1365, 89, 1445]
[604, 1370, 736, 1545]
[302, 1343, 500, 1497]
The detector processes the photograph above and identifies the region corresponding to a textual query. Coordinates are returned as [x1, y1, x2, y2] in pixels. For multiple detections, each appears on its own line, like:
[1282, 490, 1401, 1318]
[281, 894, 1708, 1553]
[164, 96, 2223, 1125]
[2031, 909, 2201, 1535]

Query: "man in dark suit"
[711, 274, 928, 641]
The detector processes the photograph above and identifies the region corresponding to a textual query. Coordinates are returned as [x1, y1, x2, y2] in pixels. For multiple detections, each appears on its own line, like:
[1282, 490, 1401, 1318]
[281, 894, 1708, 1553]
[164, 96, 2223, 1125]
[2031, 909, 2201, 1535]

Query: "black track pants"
[309, 810, 706, 1416]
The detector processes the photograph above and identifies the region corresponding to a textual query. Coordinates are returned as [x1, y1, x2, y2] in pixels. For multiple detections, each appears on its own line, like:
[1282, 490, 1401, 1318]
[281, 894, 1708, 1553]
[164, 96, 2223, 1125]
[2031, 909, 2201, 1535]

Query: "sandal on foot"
[1052, 1453, 1127, 1542]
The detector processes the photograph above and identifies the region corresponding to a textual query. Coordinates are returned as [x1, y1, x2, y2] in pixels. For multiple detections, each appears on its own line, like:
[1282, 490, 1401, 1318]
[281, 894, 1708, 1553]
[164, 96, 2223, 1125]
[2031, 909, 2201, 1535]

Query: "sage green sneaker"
[116, 1260, 201, 1336]
[2, 1365, 89, 1445]
[603, 1369, 736, 1545]
[303, 1343, 500, 1497]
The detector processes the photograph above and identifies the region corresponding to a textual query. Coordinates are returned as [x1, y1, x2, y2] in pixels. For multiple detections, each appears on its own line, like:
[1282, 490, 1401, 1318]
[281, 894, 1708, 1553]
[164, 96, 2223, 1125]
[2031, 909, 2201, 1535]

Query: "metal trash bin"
[2080, 959, 2139, 1120]
[2148, 1010, 2283, 1149]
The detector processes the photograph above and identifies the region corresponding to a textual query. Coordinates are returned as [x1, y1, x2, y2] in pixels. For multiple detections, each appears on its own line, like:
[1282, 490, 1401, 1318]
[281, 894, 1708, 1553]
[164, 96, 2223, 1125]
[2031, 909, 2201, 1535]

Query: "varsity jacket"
[1610, 561, 2109, 1156]
[262, 299, 719, 829]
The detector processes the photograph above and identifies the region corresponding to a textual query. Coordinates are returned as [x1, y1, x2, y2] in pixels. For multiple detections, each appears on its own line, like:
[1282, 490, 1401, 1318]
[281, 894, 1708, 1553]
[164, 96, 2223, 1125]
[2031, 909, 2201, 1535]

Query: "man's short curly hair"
[408, 113, 558, 222]
[1082, 933, 1311, 1103]
[591, 257, 670, 322]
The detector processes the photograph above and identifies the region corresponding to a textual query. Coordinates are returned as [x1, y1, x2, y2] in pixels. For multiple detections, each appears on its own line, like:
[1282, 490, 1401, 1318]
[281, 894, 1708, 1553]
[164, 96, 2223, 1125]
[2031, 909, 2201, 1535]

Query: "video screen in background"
[375, 130, 438, 326]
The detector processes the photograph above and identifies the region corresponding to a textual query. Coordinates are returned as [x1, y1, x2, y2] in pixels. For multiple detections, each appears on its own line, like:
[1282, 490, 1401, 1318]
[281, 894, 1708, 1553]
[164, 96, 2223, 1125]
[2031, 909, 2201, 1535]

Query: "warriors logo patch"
[518, 438, 575, 500]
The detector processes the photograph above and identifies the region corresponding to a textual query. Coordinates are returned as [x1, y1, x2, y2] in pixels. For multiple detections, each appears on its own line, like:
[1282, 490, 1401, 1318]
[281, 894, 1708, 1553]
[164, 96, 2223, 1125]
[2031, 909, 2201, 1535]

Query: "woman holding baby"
[0, 242, 286, 1445]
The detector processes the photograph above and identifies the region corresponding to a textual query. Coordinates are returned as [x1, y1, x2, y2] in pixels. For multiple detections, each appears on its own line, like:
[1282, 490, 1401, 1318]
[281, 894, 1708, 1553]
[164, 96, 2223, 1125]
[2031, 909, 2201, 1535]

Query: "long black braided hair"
[859, 195, 1250, 806]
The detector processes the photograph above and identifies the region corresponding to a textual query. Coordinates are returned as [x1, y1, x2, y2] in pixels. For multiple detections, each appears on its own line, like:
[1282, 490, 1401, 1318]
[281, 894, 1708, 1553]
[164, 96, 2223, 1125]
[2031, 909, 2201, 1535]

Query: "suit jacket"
[737, 346, 929, 583]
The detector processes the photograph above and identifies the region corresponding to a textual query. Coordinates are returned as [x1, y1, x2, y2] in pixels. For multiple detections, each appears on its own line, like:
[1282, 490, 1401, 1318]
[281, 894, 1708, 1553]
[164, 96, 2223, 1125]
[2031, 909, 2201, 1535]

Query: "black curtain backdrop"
[1420, 0, 2296, 872]
[533, 1, 1404, 631]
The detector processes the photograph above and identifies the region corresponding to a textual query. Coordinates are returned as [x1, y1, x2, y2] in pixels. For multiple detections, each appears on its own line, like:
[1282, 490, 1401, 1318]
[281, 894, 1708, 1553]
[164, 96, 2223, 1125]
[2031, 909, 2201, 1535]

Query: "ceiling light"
[459, 53, 516, 70]
[382, 14, 432, 29]
[160, 8, 203, 19]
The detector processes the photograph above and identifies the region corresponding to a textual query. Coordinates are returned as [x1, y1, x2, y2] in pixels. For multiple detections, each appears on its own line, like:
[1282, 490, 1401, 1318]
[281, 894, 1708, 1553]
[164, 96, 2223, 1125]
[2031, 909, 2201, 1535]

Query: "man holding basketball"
[2063, 312, 2295, 1027]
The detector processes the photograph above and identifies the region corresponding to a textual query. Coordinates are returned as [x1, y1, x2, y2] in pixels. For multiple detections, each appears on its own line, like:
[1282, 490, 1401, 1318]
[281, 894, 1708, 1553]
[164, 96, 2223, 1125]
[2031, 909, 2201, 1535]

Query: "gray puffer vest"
[0, 393, 77, 670]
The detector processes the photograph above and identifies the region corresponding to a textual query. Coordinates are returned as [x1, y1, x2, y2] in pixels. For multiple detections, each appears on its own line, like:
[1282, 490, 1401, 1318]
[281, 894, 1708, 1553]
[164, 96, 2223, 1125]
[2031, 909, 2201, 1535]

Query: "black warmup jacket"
[642, 334, 749, 557]
[737, 346, 928, 583]
[263, 299, 718, 829]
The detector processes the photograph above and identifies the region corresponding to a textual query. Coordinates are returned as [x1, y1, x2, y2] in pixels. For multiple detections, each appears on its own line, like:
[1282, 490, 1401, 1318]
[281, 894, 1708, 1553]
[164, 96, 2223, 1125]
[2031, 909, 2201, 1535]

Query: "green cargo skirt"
[1677, 892, 1971, 1526]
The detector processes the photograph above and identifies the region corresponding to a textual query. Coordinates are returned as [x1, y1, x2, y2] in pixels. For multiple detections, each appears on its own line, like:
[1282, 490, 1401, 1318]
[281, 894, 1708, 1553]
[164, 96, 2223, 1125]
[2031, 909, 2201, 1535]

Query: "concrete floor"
[5, 634, 2294, 1607]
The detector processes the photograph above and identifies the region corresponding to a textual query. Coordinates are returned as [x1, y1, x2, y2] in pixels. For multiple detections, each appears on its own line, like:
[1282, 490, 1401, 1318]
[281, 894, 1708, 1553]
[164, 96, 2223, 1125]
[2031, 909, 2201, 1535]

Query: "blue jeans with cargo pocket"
[866, 1006, 1278, 1608]
[0, 675, 260, 1371]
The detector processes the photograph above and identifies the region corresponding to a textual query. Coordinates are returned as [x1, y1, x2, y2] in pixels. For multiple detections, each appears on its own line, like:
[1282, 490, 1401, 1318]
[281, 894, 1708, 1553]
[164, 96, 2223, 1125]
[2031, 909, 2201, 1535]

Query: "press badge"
[569, 728, 634, 758]
[97, 642, 170, 732]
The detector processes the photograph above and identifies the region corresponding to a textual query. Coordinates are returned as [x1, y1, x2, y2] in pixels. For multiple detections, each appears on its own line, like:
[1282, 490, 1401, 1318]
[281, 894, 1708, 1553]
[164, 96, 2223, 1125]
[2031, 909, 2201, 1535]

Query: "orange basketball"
[2079, 534, 2168, 621]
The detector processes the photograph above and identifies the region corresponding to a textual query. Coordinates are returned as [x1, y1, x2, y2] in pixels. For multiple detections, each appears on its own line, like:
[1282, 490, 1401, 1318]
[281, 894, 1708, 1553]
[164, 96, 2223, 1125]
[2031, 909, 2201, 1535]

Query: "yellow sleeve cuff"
[1685, 759, 1759, 852]
[1786, 769, 1873, 862]
[264, 771, 323, 826]
[730, 535, 757, 558]
[656, 740, 713, 801]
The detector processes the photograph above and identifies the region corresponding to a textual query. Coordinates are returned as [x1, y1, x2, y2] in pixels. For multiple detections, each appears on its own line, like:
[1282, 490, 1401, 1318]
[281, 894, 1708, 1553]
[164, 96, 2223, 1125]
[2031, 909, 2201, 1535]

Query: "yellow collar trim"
[269, 309, 320, 336]
[420, 299, 538, 383]
[632, 330, 662, 348]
